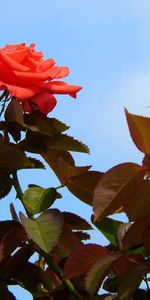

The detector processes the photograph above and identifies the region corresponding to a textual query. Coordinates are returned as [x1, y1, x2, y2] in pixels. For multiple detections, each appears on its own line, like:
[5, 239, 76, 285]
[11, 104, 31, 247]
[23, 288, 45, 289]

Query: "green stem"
[12, 172, 23, 201]
[12, 172, 31, 217]
[38, 249, 82, 300]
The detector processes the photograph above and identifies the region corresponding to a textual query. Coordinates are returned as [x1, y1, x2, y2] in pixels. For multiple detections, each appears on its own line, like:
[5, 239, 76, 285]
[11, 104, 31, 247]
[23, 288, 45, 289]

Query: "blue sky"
[0, 1, 150, 298]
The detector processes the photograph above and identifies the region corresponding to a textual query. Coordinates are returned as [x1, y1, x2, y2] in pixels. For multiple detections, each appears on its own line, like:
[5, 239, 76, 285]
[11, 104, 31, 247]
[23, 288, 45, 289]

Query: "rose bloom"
[0, 43, 82, 114]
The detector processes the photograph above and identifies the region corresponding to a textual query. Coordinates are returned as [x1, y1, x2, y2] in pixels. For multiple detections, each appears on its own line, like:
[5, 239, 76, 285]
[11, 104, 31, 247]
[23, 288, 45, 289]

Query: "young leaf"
[125, 109, 150, 154]
[86, 253, 121, 295]
[20, 209, 63, 253]
[64, 243, 109, 279]
[23, 186, 57, 216]
[92, 216, 123, 246]
[93, 163, 145, 221]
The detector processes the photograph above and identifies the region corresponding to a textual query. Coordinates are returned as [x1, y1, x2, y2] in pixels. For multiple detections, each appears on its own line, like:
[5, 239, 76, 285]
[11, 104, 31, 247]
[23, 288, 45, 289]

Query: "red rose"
[0, 43, 82, 114]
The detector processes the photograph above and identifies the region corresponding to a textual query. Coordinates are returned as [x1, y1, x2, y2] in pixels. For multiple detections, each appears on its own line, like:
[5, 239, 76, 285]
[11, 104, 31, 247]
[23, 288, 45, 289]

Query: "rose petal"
[48, 66, 69, 79]
[0, 50, 30, 72]
[39, 81, 82, 96]
[0, 82, 39, 99]
[36, 58, 55, 72]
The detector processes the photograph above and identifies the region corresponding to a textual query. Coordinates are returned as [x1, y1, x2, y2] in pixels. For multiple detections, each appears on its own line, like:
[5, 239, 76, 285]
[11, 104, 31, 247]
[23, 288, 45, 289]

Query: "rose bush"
[0, 43, 81, 114]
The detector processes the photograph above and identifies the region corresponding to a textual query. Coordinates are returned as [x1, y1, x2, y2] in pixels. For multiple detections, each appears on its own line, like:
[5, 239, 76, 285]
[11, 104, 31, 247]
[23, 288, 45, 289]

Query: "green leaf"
[125, 109, 150, 154]
[23, 186, 57, 216]
[92, 216, 123, 246]
[24, 113, 69, 136]
[86, 253, 121, 295]
[64, 244, 109, 279]
[20, 209, 63, 253]
[93, 163, 145, 221]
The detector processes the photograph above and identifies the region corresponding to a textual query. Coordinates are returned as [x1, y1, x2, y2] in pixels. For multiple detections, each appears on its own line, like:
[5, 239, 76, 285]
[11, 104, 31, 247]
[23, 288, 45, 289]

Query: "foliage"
[0, 49, 150, 299]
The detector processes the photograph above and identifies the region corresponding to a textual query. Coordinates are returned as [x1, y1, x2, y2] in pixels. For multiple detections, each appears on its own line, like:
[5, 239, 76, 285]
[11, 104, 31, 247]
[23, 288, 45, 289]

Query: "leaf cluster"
[0, 97, 150, 299]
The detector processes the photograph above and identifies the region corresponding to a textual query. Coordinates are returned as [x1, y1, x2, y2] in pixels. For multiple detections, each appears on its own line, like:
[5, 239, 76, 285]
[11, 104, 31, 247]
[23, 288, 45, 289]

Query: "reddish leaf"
[46, 133, 90, 153]
[0, 174, 12, 199]
[122, 216, 150, 250]
[124, 180, 150, 221]
[113, 253, 145, 278]
[64, 243, 109, 279]
[125, 109, 150, 154]
[62, 212, 92, 230]
[55, 223, 79, 258]
[67, 171, 103, 206]
[117, 262, 149, 300]
[86, 253, 121, 295]
[42, 149, 75, 183]
[0, 225, 27, 261]
[5, 98, 24, 126]
[0, 139, 33, 174]
[93, 163, 145, 221]
[24, 113, 69, 136]
[50, 156, 91, 184]
[74, 231, 90, 241]
[0, 244, 34, 279]
[0, 221, 23, 240]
